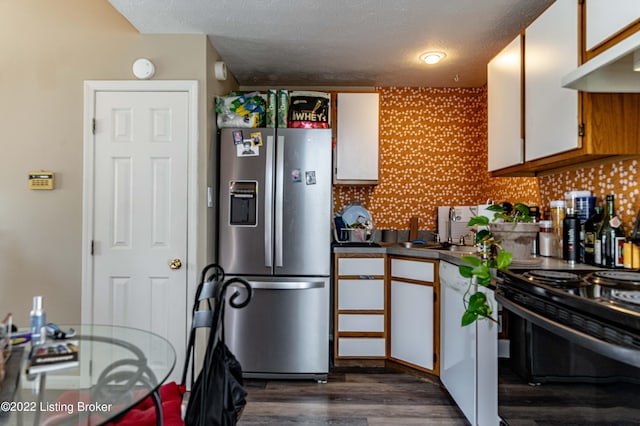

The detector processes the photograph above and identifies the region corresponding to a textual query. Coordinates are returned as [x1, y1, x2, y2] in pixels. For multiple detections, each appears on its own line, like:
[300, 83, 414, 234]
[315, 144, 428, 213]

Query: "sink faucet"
[447, 206, 456, 244]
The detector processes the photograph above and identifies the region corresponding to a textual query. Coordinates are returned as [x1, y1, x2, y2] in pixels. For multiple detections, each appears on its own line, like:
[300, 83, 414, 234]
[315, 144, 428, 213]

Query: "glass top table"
[2, 324, 176, 426]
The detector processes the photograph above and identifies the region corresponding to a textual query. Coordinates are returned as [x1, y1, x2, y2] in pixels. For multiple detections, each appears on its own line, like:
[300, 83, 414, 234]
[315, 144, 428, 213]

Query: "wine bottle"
[598, 194, 626, 268]
[583, 206, 603, 265]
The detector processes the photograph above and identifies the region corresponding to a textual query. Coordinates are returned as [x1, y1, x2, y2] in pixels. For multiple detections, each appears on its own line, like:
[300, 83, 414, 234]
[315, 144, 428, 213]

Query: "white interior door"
[90, 89, 189, 381]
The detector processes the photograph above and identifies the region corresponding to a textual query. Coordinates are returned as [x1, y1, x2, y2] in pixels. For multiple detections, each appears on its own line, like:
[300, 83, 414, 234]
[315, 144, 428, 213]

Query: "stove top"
[499, 268, 640, 332]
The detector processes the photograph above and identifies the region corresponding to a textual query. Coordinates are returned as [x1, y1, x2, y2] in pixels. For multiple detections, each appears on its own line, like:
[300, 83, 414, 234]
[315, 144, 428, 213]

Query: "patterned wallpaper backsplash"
[334, 87, 639, 234]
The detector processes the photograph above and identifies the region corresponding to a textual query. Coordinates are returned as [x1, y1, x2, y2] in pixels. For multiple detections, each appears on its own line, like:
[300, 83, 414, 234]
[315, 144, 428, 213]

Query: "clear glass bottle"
[583, 206, 603, 266]
[598, 194, 626, 268]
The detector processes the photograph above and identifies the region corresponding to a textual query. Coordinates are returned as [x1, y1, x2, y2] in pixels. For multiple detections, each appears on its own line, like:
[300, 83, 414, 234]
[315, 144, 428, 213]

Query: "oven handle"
[496, 292, 640, 368]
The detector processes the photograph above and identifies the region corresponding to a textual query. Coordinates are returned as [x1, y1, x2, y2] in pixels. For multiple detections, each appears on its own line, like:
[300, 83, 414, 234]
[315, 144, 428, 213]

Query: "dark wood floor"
[238, 370, 469, 426]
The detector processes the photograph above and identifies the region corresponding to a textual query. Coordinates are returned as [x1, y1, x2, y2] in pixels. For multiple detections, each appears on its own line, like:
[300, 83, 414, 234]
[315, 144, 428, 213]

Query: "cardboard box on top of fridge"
[437, 206, 478, 243]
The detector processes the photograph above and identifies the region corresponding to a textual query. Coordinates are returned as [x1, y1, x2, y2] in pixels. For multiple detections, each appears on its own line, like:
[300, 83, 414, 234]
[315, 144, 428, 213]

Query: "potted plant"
[458, 203, 535, 326]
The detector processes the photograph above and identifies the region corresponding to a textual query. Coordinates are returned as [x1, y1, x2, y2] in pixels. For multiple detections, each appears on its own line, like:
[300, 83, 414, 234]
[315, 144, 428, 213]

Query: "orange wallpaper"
[538, 160, 640, 233]
[334, 87, 540, 230]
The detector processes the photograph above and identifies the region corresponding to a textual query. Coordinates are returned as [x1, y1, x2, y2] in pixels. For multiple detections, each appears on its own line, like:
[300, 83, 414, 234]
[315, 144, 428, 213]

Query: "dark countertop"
[333, 242, 601, 270]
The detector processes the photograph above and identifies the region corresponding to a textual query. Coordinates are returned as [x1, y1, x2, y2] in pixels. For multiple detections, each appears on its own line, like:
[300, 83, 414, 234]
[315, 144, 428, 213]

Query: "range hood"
[562, 31, 640, 92]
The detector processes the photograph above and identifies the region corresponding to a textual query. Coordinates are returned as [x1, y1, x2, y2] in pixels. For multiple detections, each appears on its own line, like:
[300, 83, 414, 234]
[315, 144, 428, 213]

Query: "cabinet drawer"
[338, 314, 385, 332]
[338, 257, 384, 276]
[338, 279, 384, 310]
[338, 337, 386, 357]
[390, 258, 435, 282]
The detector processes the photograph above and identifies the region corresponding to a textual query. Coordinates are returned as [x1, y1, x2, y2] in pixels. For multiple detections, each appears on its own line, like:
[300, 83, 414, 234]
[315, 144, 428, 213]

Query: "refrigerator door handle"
[274, 135, 285, 267]
[264, 135, 275, 268]
[233, 280, 326, 290]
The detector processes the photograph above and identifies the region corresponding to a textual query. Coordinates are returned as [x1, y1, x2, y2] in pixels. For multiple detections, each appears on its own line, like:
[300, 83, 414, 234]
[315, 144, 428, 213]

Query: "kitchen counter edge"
[333, 243, 601, 270]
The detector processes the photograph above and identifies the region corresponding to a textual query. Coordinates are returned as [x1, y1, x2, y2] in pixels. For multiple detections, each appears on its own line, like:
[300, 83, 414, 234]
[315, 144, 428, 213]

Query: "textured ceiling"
[108, 0, 555, 87]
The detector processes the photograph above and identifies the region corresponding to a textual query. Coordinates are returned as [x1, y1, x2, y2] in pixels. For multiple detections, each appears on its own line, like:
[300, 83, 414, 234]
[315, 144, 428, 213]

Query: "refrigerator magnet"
[291, 168, 302, 183]
[232, 130, 243, 145]
[250, 132, 263, 147]
[237, 139, 259, 157]
[305, 171, 316, 185]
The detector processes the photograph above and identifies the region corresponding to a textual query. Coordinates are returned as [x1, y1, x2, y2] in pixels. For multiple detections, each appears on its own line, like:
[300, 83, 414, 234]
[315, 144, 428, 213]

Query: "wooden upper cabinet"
[334, 93, 380, 185]
[583, 0, 640, 62]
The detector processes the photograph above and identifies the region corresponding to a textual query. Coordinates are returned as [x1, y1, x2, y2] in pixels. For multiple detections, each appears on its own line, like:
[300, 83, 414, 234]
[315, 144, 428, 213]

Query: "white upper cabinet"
[585, 0, 640, 51]
[487, 35, 523, 171]
[524, 0, 579, 162]
[335, 93, 379, 184]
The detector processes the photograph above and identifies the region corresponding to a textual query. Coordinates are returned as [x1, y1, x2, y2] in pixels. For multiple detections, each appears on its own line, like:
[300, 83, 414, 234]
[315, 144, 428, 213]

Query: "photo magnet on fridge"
[237, 139, 259, 157]
[251, 132, 263, 147]
[291, 168, 301, 183]
[305, 171, 316, 185]
[232, 130, 243, 145]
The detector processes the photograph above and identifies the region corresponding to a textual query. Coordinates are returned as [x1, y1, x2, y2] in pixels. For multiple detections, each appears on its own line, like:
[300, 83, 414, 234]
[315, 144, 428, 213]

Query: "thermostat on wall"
[28, 171, 55, 190]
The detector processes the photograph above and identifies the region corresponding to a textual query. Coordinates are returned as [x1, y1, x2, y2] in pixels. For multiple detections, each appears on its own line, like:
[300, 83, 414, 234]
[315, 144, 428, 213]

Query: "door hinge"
[90, 240, 94, 256]
[578, 123, 585, 137]
[433, 353, 438, 364]
[433, 291, 437, 303]
[92, 118, 96, 135]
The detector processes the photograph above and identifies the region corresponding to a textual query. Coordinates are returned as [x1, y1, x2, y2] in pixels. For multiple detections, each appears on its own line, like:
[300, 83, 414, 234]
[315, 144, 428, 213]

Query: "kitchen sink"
[397, 241, 479, 255]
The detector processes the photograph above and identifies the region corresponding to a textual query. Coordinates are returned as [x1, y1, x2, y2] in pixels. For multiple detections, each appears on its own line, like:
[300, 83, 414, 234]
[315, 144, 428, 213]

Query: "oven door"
[495, 290, 640, 425]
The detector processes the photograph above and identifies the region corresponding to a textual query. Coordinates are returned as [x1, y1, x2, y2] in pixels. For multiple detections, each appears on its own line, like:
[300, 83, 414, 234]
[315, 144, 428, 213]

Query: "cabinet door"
[390, 258, 434, 282]
[338, 279, 385, 310]
[390, 280, 434, 370]
[525, 0, 579, 161]
[338, 257, 384, 276]
[488, 35, 523, 171]
[335, 93, 379, 184]
[585, 0, 640, 52]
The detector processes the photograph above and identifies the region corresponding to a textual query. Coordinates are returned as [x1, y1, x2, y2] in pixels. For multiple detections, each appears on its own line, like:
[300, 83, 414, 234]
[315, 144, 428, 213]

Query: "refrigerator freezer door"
[218, 128, 275, 275]
[224, 276, 330, 379]
[274, 128, 332, 276]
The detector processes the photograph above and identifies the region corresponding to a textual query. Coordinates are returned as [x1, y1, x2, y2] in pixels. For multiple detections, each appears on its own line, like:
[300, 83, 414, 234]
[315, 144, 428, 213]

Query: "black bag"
[184, 276, 252, 426]
[184, 340, 247, 426]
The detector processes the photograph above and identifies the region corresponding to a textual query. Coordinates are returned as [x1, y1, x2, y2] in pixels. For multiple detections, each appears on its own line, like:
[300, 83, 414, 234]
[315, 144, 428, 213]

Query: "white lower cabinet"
[439, 261, 498, 426]
[334, 254, 386, 361]
[388, 257, 439, 374]
[390, 280, 434, 369]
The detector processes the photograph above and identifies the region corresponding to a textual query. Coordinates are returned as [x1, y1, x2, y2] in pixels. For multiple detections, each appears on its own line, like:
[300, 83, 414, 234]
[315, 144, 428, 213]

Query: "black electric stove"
[497, 268, 640, 424]
[499, 269, 640, 336]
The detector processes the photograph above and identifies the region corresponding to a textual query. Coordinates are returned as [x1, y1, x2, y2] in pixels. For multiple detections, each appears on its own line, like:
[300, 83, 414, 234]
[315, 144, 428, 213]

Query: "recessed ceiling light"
[420, 51, 446, 65]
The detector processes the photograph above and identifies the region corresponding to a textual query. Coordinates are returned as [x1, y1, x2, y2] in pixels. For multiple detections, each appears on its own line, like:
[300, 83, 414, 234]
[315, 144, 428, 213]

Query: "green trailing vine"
[458, 203, 532, 326]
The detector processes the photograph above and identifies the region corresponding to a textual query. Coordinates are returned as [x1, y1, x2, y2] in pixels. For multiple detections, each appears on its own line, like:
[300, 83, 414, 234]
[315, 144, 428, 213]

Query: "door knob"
[169, 258, 182, 270]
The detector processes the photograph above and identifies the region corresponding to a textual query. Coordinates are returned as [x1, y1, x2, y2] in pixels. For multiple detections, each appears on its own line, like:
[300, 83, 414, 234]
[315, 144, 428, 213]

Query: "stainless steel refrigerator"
[217, 127, 331, 381]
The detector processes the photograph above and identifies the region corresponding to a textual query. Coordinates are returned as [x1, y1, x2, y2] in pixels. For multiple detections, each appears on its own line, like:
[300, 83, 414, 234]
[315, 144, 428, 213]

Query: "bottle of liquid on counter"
[30, 296, 46, 345]
[538, 220, 555, 257]
[563, 208, 580, 264]
[550, 200, 566, 257]
[598, 194, 626, 268]
[583, 206, 603, 265]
